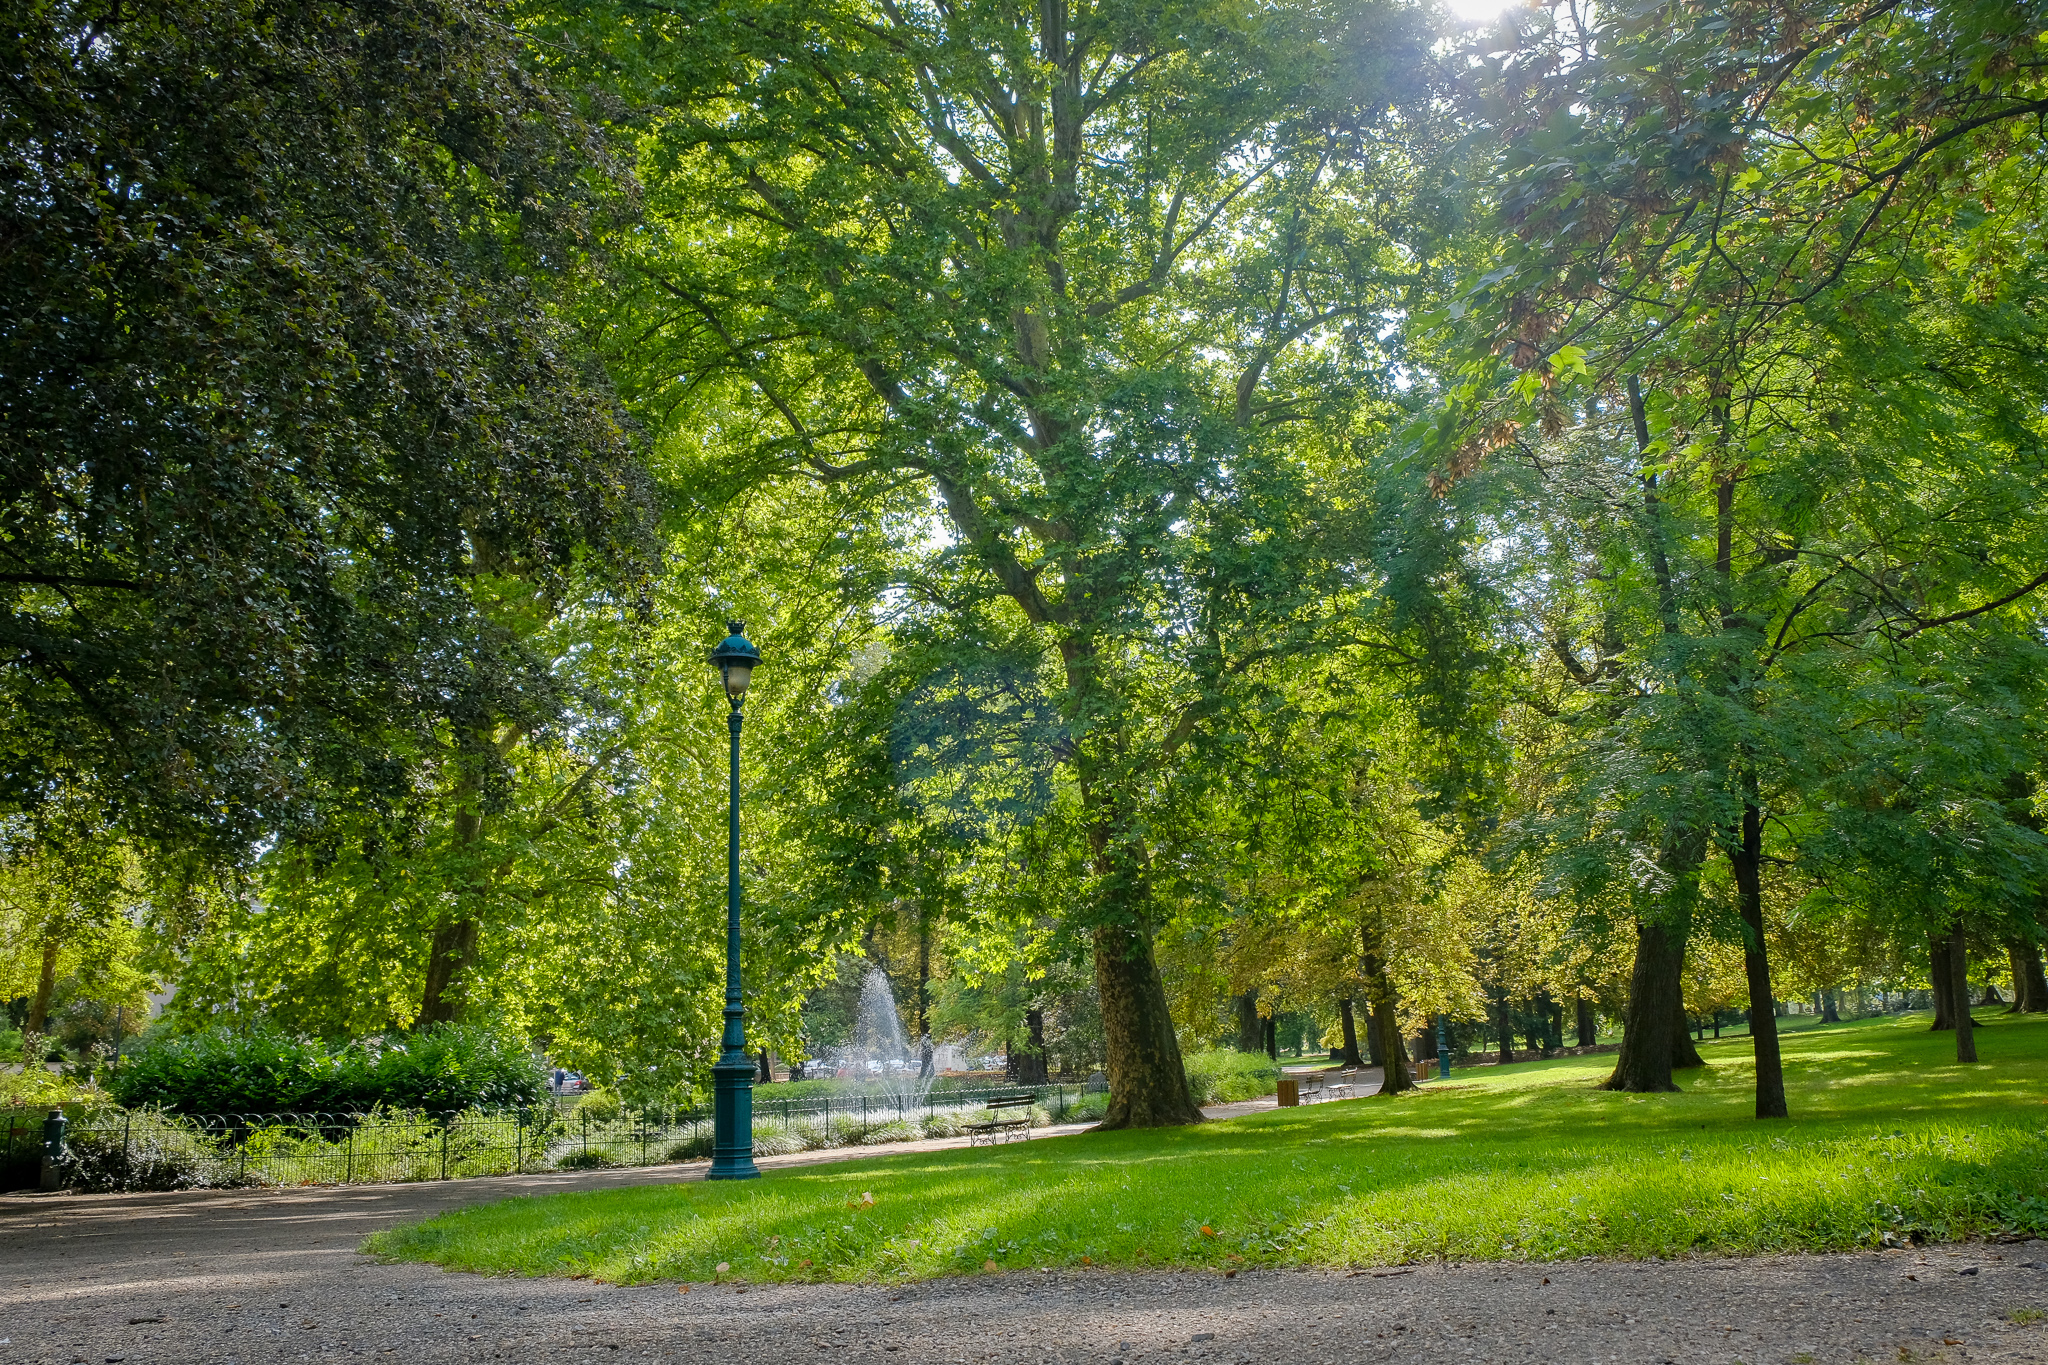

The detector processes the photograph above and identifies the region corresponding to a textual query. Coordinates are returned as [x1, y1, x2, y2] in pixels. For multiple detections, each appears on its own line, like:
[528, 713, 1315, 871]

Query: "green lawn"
[367, 1012, 2048, 1284]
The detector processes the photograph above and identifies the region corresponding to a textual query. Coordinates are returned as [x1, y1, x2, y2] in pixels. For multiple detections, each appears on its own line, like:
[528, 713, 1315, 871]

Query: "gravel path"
[4, 1162, 2045, 1365]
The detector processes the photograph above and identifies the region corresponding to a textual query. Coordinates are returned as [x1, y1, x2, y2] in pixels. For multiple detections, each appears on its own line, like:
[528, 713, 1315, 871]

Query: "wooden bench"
[965, 1094, 1036, 1145]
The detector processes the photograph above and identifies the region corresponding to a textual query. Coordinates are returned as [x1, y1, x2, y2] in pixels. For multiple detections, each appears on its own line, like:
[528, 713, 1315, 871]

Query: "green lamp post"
[708, 621, 763, 1181]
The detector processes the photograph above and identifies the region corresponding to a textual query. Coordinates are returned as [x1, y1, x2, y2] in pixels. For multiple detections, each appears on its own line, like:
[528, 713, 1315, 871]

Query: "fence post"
[516, 1110, 524, 1175]
[346, 1125, 355, 1184]
[122, 1110, 132, 1178]
[441, 1116, 451, 1181]
[640, 1110, 648, 1167]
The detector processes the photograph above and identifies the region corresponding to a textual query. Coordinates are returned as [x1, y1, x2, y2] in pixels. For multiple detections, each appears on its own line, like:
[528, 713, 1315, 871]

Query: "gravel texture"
[5, 1172, 2047, 1365]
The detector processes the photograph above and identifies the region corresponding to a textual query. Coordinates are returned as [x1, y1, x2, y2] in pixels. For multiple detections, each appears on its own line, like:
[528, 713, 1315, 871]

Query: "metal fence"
[2, 1082, 1108, 1193]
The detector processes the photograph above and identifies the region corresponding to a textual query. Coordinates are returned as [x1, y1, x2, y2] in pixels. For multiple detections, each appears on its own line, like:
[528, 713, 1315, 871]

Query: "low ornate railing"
[1, 1081, 1108, 1193]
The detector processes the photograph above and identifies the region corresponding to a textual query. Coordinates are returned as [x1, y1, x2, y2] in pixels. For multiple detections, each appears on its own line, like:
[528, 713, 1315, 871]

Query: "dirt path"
[4, 1152, 2045, 1365]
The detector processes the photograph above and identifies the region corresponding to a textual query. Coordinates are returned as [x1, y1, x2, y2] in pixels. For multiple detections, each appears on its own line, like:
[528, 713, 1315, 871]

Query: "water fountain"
[821, 965, 936, 1108]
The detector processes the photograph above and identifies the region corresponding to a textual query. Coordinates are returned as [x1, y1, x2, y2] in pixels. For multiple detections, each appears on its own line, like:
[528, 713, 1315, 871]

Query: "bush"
[55, 1108, 248, 1193]
[1062, 1091, 1111, 1123]
[1182, 1049, 1280, 1105]
[555, 1147, 619, 1170]
[571, 1087, 621, 1123]
[105, 1023, 546, 1117]
[369, 1027, 548, 1113]
[659, 1118, 810, 1161]
[857, 1119, 921, 1146]
[920, 1110, 965, 1139]
[752, 1117, 809, 1156]
[663, 1128, 712, 1162]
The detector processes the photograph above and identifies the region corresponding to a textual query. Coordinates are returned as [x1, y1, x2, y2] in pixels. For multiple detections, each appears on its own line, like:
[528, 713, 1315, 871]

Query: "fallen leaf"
[716, 1262, 730, 1274]
[983, 1260, 999, 1273]
[677, 1286, 690, 1295]
[1200, 1225, 1217, 1237]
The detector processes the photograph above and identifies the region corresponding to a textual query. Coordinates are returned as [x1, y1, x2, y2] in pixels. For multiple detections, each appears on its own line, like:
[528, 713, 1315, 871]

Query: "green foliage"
[555, 1148, 621, 1171]
[367, 1014, 2048, 1281]
[1181, 1049, 1282, 1106]
[104, 1024, 545, 1116]
[55, 1109, 248, 1194]
[571, 1088, 622, 1124]
[0, 0, 651, 846]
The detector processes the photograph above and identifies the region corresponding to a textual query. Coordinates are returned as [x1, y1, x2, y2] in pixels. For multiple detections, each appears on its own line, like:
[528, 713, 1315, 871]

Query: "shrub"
[752, 1117, 808, 1156]
[857, 1119, 921, 1146]
[105, 1024, 546, 1117]
[1062, 1091, 1111, 1123]
[55, 1108, 246, 1193]
[571, 1087, 621, 1123]
[1182, 1049, 1280, 1105]
[555, 1147, 618, 1170]
[663, 1128, 712, 1162]
[920, 1110, 965, 1139]
[369, 1027, 547, 1113]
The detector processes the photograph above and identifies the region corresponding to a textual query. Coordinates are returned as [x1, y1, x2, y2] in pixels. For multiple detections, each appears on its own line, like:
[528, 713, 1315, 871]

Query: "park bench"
[965, 1093, 1036, 1145]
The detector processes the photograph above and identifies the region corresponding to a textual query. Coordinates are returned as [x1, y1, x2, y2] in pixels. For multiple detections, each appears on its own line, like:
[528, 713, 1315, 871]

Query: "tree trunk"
[419, 779, 487, 1028]
[1575, 995, 1596, 1047]
[1948, 922, 1977, 1064]
[418, 914, 480, 1027]
[1338, 997, 1365, 1067]
[757, 1048, 772, 1083]
[26, 938, 58, 1034]
[1605, 917, 1688, 1093]
[1362, 948, 1414, 1096]
[1262, 1014, 1277, 1061]
[1821, 988, 1840, 1023]
[1670, 989, 1705, 1069]
[1234, 990, 1264, 1054]
[1494, 988, 1514, 1065]
[1929, 932, 1957, 1030]
[917, 915, 934, 1078]
[1413, 1024, 1437, 1061]
[2009, 940, 2048, 1013]
[1091, 921, 1202, 1127]
[1068, 659, 1201, 1129]
[1015, 1008, 1050, 1085]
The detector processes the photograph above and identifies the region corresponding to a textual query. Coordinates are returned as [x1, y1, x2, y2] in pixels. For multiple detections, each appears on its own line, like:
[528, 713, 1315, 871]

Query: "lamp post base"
[707, 1058, 760, 1181]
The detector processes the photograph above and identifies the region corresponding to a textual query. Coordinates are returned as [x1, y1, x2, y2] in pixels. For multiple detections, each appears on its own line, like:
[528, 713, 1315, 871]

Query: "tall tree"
[1, 0, 651, 848]
[558, 0, 1439, 1124]
[1439, 0, 2048, 1107]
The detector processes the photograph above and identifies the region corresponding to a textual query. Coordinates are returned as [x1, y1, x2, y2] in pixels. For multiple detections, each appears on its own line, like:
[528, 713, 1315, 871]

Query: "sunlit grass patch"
[365, 1012, 2048, 1283]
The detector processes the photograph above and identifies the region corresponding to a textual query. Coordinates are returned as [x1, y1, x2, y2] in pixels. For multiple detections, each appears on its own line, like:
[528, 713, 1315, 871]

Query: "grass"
[366, 1012, 2048, 1285]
